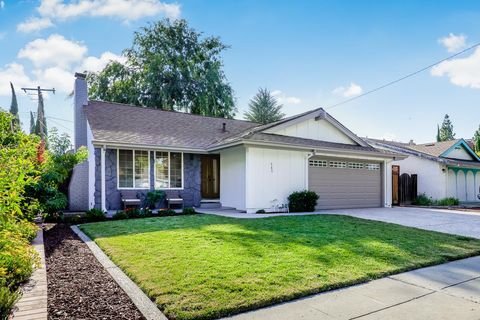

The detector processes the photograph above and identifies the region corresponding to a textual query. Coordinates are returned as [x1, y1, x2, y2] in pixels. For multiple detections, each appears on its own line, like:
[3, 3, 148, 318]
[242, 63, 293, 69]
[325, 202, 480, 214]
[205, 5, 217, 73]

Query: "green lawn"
[80, 214, 480, 320]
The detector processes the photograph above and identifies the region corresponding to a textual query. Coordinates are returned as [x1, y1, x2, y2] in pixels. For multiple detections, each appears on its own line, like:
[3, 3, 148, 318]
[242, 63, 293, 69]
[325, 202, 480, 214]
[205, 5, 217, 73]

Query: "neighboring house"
[69, 73, 402, 213]
[367, 138, 480, 202]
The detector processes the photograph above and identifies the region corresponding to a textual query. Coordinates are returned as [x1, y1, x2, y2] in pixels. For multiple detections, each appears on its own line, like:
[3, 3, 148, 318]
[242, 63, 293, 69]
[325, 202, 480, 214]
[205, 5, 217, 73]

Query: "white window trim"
[153, 151, 184, 190]
[117, 149, 151, 190]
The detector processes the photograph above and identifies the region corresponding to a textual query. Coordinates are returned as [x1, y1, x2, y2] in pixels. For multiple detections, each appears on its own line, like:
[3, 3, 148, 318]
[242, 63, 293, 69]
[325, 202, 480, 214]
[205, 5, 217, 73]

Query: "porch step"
[199, 200, 222, 209]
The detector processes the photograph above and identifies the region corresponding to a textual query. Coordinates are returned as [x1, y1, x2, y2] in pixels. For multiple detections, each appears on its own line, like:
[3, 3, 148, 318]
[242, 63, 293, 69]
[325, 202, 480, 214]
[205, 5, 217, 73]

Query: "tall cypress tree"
[9, 82, 20, 128]
[29, 111, 36, 134]
[438, 114, 455, 142]
[34, 89, 47, 140]
[436, 125, 441, 142]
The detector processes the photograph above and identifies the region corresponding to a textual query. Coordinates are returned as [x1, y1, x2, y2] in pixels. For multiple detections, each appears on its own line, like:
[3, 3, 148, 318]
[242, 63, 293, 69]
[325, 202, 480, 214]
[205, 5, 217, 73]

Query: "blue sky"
[0, 0, 479, 143]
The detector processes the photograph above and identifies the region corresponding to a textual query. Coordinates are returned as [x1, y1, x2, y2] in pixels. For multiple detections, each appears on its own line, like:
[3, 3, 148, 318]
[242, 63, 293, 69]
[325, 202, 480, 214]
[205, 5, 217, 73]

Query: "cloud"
[18, 34, 87, 68]
[18, 0, 181, 33]
[0, 1, 4, 9]
[332, 82, 363, 97]
[80, 51, 127, 72]
[17, 17, 54, 33]
[271, 90, 301, 105]
[1, 33, 125, 96]
[0, 63, 34, 95]
[439, 33, 467, 53]
[431, 47, 480, 89]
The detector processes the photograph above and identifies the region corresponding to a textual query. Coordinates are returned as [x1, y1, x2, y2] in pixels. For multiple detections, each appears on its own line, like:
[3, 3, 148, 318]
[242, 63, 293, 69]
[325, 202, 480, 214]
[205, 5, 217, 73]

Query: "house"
[69, 72, 402, 213]
[367, 138, 480, 202]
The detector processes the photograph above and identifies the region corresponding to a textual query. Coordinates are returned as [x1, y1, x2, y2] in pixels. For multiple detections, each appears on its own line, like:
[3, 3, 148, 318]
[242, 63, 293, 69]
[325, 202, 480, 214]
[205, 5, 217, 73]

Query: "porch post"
[101, 146, 106, 212]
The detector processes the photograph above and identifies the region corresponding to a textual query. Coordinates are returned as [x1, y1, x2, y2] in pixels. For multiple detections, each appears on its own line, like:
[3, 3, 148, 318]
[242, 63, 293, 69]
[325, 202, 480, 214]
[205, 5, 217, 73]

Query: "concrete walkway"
[201, 207, 480, 238]
[225, 256, 480, 320]
[12, 228, 47, 320]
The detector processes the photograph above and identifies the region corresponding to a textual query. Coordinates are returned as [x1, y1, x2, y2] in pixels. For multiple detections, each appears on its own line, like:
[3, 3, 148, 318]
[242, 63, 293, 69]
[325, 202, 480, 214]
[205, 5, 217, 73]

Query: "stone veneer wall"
[94, 148, 201, 210]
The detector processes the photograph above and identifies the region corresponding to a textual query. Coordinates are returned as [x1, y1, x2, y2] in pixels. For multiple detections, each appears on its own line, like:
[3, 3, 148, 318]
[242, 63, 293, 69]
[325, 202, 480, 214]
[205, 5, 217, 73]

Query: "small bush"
[0, 285, 20, 320]
[158, 209, 176, 216]
[288, 190, 319, 212]
[139, 208, 153, 218]
[66, 214, 84, 225]
[146, 190, 165, 209]
[85, 208, 106, 222]
[256, 209, 266, 214]
[412, 193, 433, 206]
[435, 197, 460, 206]
[125, 208, 141, 219]
[43, 211, 64, 223]
[182, 207, 196, 215]
[112, 211, 128, 220]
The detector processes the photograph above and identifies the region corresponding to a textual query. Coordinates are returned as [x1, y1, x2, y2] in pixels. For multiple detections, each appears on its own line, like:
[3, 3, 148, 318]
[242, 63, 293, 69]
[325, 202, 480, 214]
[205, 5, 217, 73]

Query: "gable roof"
[85, 100, 259, 150]
[85, 100, 394, 157]
[367, 138, 480, 165]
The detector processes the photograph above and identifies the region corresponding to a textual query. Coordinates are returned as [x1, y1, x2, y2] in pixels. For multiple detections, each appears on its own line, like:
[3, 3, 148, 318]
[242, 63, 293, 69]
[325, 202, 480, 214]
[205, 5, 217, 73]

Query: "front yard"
[80, 214, 480, 320]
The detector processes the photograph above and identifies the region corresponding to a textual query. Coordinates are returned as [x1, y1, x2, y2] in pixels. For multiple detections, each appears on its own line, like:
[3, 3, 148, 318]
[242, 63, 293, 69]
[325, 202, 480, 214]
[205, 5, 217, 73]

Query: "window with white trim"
[309, 159, 327, 167]
[118, 150, 150, 189]
[348, 162, 364, 169]
[330, 161, 347, 168]
[366, 163, 380, 170]
[154, 151, 183, 189]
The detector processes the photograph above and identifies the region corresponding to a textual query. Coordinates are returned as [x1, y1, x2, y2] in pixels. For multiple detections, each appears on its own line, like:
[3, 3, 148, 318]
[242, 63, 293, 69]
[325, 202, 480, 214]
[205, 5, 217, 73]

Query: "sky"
[0, 0, 480, 144]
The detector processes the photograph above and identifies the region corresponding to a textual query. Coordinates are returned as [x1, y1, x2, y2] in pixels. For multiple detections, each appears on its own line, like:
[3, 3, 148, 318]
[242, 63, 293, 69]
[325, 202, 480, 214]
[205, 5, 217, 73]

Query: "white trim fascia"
[317, 111, 369, 147]
[261, 109, 323, 133]
[86, 121, 96, 210]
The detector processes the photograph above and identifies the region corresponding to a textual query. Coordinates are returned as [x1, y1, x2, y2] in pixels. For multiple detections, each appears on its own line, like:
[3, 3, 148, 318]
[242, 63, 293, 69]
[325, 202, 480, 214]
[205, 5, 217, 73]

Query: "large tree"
[244, 88, 285, 124]
[438, 114, 455, 142]
[473, 125, 480, 155]
[9, 82, 20, 128]
[88, 19, 236, 118]
[34, 90, 47, 140]
[29, 111, 36, 134]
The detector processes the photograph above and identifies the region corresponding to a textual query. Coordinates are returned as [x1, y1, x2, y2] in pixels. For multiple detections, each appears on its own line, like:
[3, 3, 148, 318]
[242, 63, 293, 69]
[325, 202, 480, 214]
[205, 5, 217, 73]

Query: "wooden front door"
[201, 155, 220, 199]
[392, 165, 400, 206]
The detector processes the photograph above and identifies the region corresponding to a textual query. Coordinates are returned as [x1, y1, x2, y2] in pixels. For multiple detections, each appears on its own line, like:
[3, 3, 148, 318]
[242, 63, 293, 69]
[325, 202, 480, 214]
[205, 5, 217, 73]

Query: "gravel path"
[44, 224, 145, 320]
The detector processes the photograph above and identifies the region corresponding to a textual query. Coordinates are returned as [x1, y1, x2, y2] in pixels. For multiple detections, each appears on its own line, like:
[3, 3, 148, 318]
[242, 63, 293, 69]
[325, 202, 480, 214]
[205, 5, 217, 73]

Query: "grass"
[80, 214, 480, 320]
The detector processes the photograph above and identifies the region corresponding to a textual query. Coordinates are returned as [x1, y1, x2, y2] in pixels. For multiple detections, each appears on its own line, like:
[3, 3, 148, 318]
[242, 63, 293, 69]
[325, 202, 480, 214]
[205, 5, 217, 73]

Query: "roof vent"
[222, 123, 226, 132]
[425, 143, 435, 147]
[409, 139, 415, 146]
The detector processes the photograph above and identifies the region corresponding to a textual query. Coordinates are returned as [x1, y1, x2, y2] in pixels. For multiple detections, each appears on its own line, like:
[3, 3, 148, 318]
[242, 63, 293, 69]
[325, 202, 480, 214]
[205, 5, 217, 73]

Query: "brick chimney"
[73, 72, 88, 150]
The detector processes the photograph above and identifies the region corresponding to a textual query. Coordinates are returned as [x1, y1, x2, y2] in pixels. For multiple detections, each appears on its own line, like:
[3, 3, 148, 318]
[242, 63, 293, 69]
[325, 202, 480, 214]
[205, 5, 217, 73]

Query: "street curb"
[71, 225, 167, 320]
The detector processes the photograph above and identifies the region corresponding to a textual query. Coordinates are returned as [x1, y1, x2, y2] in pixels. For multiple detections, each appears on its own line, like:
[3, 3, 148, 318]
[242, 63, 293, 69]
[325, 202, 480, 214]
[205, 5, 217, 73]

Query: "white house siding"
[447, 169, 480, 202]
[391, 155, 447, 200]
[265, 118, 356, 145]
[245, 146, 308, 213]
[220, 146, 246, 211]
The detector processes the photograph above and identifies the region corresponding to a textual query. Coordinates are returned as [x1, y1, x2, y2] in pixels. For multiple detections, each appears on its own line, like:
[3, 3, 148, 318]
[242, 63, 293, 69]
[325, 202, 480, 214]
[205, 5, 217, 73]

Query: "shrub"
[256, 209, 266, 214]
[288, 190, 319, 212]
[182, 207, 196, 215]
[125, 208, 141, 219]
[113, 211, 128, 220]
[85, 208, 106, 222]
[435, 197, 460, 206]
[158, 209, 176, 216]
[145, 190, 165, 209]
[43, 211, 64, 223]
[412, 193, 433, 206]
[66, 214, 84, 225]
[0, 286, 20, 320]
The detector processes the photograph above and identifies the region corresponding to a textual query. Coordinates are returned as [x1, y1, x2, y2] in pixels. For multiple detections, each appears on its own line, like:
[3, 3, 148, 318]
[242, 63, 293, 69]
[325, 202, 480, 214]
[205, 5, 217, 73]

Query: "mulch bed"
[44, 223, 146, 320]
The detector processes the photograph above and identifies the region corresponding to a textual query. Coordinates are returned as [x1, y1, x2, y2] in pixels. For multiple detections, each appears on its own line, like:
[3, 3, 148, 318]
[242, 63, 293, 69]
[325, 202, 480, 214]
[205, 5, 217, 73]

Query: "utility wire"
[325, 41, 480, 110]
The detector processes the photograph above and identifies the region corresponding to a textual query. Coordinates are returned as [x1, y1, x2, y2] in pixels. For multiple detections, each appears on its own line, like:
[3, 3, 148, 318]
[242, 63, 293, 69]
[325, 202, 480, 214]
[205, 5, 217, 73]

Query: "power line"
[325, 41, 480, 110]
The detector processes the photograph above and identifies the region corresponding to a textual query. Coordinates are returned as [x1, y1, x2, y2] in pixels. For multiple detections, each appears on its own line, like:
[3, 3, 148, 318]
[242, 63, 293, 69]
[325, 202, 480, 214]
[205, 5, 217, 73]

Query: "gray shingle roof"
[85, 100, 260, 149]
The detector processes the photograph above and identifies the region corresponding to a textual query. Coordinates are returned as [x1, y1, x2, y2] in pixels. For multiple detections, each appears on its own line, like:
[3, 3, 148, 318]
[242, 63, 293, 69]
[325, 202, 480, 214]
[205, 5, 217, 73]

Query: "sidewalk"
[224, 256, 480, 320]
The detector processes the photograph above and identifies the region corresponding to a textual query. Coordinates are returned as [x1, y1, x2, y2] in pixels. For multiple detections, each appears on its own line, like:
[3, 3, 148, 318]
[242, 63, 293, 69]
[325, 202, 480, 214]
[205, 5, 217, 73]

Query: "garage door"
[308, 157, 382, 209]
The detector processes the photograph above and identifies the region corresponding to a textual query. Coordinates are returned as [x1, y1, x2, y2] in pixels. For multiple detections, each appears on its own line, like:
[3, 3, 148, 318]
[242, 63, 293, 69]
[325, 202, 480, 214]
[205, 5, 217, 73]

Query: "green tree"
[29, 111, 35, 134]
[436, 124, 440, 142]
[48, 127, 71, 157]
[33, 91, 47, 140]
[88, 19, 236, 118]
[244, 88, 285, 124]
[438, 114, 455, 141]
[473, 125, 480, 156]
[9, 82, 20, 128]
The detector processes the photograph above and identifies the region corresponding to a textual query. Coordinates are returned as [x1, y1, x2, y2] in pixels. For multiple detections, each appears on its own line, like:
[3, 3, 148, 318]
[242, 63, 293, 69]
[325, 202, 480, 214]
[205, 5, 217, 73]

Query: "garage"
[308, 157, 382, 209]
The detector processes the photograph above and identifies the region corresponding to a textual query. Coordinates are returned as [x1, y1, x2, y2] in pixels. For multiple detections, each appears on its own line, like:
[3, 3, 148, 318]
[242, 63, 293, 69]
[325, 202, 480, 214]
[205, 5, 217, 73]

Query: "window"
[330, 161, 347, 168]
[118, 150, 150, 189]
[154, 151, 183, 189]
[348, 162, 364, 169]
[366, 163, 380, 170]
[309, 159, 327, 167]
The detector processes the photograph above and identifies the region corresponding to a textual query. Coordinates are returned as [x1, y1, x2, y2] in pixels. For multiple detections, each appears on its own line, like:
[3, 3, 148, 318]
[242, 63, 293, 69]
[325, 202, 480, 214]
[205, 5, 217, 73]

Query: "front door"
[392, 165, 400, 206]
[201, 155, 220, 199]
